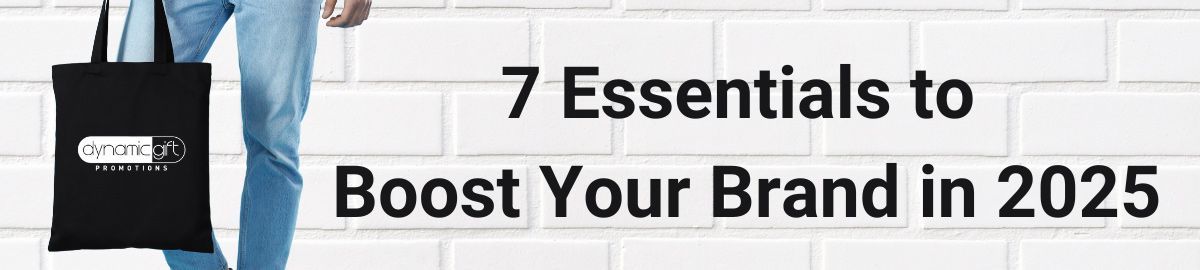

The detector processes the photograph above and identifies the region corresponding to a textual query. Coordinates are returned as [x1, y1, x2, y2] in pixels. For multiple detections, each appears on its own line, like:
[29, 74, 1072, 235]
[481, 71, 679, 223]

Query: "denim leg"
[118, 0, 234, 270]
[231, 0, 320, 269]
[118, 0, 233, 63]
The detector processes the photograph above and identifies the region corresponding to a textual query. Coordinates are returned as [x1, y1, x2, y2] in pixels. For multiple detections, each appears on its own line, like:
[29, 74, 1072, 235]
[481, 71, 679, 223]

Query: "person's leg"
[118, 0, 234, 269]
[229, 0, 321, 269]
[118, 0, 232, 63]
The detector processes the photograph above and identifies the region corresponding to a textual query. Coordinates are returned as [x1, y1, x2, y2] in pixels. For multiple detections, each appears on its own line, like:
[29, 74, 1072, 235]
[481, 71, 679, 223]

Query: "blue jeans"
[119, 0, 319, 269]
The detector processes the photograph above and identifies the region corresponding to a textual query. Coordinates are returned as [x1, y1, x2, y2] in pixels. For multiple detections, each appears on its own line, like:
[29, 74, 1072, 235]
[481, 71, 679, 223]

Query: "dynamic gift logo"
[76, 136, 187, 164]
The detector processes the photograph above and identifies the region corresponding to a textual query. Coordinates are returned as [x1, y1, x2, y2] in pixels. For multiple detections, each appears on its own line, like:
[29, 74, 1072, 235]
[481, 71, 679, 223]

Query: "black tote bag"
[49, 0, 213, 252]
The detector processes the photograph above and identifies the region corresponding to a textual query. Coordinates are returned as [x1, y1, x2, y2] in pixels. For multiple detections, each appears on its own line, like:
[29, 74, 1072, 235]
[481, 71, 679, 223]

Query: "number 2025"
[998, 165, 1158, 218]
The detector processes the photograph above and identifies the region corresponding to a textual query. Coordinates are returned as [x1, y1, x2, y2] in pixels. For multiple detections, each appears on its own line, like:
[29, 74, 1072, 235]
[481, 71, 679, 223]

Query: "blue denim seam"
[188, 1, 232, 61]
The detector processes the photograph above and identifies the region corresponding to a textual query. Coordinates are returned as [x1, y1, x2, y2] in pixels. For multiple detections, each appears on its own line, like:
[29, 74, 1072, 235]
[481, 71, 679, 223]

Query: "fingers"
[325, 0, 355, 27]
[326, 15, 352, 28]
[346, 0, 369, 26]
[325, 0, 370, 28]
[363, 1, 371, 21]
[322, 0, 337, 19]
[360, 0, 372, 22]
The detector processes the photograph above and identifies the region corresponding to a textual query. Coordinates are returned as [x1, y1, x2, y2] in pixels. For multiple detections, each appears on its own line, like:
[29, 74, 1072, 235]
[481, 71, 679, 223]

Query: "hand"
[323, 0, 371, 28]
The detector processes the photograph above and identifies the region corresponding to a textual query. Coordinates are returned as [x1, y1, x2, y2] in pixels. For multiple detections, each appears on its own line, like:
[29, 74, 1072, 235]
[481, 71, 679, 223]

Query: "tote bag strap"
[90, 0, 174, 64]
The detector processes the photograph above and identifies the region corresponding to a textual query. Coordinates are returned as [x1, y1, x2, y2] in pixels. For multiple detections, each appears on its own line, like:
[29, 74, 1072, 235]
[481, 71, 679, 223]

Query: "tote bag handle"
[91, 0, 174, 64]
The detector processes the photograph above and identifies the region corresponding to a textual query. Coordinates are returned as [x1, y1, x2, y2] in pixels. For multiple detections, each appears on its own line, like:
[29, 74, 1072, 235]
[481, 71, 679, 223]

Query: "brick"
[299, 92, 442, 155]
[543, 19, 713, 81]
[209, 165, 244, 229]
[725, 20, 910, 82]
[1120, 166, 1200, 227]
[299, 167, 353, 229]
[0, 166, 52, 228]
[0, 0, 39, 7]
[825, 240, 1006, 270]
[457, 0, 609, 8]
[289, 240, 440, 270]
[0, 93, 42, 156]
[0, 239, 40, 270]
[919, 166, 1107, 228]
[55, 0, 125, 6]
[0, 17, 124, 81]
[1119, 20, 1200, 82]
[317, 25, 351, 81]
[1021, 240, 1200, 270]
[622, 239, 809, 270]
[373, 0, 445, 7]
[358, 19, 529, 81]
[50, 248, 167, 270]
[922, 20, 1107, 82]
[624, 93, 809, 155]
[209, 91, 243, 154]
[538, 166, 713, 228]
[1021, 93, 1200, 155]
[453, 240, 608, 270]
[353, 166, 529, 229]
[1024, 0, 1200, 10]
[46, 93, 57, 152]
[325, 0, 443, 7]
[824, 93, 1007, 156]
[723, 166, 907, 228]
[455, 92, 611, 155]
[825, 0, 1007, 10]
[205, 21, 345, 81]
[216, 238, 239, 265]
[627, 0, 807, 10]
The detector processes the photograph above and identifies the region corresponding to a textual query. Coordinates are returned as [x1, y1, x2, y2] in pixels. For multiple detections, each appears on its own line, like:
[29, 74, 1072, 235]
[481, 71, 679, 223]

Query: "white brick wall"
[824, 240, 1007, 270]
[724, 20, 910, 82]
[0, 17, 124, 81]
[374, 0, 445, 8]
[1021, 240, 1200, 270]
[826, 0, 1007, 10]
[1021, 93, 1200, 155]
[0, 93, 42, 156]
[4, 1, 1200, 269]
[288, 240, 441, 270]
[49, 247, 167, 270]
[0, 239, 40, 270]
[625, 0, 808, 10]
[357, 19, 529, 81]
[209, 91, 243, 154]
[622, 239, 810, 270]
[1023, 0, 1200, 10]
[921, 20, 1108, 82]
[1118, 20, 1200, 82]
[453, 240, 609, 270]
[54, 0, 127, 7]
[543, 19, 713, 81]
[0, 0, 38, 7]
[456, 0, 609, 8]
[299, 91, 443, 155]
[455, 92, 612, 155]
[0, 166, 53, 228]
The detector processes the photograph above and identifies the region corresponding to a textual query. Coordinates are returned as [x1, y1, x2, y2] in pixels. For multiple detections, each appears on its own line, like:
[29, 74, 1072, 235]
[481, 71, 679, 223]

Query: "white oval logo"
[76, 136, 187, 164]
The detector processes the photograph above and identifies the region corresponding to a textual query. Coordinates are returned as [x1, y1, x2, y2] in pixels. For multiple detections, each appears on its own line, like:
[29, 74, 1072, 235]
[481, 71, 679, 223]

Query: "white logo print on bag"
[77, 136, 187, 164]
